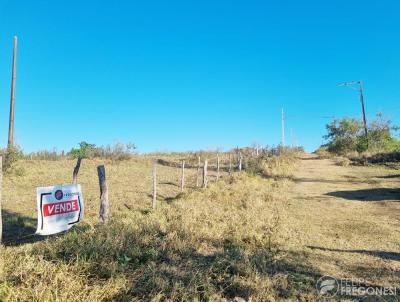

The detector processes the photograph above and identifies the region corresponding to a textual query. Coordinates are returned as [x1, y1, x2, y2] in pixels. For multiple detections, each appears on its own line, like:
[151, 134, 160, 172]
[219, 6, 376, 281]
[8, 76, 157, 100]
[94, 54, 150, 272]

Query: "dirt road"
[285, 154, 400, 291]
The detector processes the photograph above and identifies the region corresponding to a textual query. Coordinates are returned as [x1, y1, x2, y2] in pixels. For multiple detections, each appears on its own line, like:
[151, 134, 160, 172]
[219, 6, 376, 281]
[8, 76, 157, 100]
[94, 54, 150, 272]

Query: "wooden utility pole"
[216, 154, 220, 181]
[8, 36, 17, 148]
[339, 80, 369, 146]
[0, 156, 2, 245]
[180, 161, 185, 192]
[202, 160, 208, 188]
[196, 156, 201, 187]
[72, 157, 82, 184]
[152, 162, 157, 209]
[359, 81, 368, 146]
[281, 108, 285, 147]
[97, 165, 109, 224]
[229, 153, 232, 174]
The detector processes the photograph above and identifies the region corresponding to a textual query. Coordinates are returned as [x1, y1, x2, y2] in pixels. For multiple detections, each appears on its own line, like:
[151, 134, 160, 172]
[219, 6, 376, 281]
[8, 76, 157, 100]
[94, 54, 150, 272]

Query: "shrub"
[244, 147, 301, 178]
[335, 157, 350, 167]
[27, 149, 64, 160]
[68, 142, 137, 160]
[69, 141, 97, 158]
[322, 114, 400, 156]
[314, 147, 332, 159]
[1, 146, 23, 173]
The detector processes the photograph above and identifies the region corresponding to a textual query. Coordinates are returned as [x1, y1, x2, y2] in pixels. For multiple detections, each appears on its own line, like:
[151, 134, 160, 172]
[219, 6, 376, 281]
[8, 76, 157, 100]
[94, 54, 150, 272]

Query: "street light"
[338, 80, 368, 146]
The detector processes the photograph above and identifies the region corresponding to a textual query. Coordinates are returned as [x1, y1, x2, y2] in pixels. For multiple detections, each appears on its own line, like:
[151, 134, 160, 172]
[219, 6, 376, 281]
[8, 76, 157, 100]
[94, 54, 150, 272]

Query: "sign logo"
[317, 276, 339, 297]
[55, 189, 64, 200]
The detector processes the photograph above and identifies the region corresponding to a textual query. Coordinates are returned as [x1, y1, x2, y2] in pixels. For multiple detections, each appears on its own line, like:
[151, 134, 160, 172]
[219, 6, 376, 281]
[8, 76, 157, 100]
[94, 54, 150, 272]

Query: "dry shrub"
[314, 147, 331, 159]
[1, 146, 23, 173]
[246, 152, 298, 179]
[335, 157, 351, 167]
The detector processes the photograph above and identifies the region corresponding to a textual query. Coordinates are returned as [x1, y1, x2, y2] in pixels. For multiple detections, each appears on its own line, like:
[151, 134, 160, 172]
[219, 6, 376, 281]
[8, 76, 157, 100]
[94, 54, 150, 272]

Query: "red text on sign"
[43, 200, 79, 217]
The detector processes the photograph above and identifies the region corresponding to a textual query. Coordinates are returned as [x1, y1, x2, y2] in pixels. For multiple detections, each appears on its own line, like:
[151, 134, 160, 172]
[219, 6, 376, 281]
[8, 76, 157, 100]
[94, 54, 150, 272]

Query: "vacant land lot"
[1, 154, 399, 301]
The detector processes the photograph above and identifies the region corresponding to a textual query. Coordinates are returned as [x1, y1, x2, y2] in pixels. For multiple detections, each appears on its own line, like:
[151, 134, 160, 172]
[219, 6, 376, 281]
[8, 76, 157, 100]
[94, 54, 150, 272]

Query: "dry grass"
[1, 153, 400, 301]
[1, 154, 306, 301]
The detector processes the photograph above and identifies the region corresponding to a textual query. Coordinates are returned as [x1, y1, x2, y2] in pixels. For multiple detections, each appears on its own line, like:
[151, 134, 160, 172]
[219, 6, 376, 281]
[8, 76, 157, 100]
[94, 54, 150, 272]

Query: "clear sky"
[0, 0, 399, 153]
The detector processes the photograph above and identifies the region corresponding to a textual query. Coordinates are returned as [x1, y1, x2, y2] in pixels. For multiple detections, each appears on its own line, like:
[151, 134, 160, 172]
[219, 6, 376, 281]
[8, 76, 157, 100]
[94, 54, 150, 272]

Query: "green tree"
[323, 114, 399, 155]
[69, 141, 97, 158]
[324, 118, 363, 154]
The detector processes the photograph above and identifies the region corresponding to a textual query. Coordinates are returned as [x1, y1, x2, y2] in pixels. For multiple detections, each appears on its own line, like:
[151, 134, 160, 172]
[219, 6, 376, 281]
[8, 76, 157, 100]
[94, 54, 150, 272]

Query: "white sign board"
[36, 184, 84, 235]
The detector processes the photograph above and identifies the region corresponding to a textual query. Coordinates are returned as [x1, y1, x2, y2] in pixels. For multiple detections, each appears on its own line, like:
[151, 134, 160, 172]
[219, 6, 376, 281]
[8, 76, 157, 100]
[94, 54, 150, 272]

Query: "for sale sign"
[36, 184, 84, 235]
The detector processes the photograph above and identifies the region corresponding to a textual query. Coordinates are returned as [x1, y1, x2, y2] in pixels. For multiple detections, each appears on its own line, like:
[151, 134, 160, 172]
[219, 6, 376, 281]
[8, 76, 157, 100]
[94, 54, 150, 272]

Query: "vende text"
[43, 200, 79, 217]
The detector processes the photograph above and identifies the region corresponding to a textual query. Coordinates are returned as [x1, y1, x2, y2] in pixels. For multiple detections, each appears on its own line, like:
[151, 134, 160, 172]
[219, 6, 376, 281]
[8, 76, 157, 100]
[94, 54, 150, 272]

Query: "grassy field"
[1, 153, 400, 301]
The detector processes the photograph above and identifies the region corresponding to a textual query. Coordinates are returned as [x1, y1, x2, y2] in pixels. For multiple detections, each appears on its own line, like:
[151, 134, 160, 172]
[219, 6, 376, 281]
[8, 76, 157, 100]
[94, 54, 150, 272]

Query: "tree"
[69, 141, 97, 158]
[324, 118, 363, 154]
[323, 114, 399, 155]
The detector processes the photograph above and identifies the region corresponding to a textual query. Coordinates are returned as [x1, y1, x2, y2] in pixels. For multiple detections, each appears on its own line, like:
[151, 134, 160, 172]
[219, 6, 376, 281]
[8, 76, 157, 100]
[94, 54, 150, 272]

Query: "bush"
[69, 142, 137, 160]
[335, 157, 350, 167]
[69, 141, 97, 159]
[27, 149, 65, 160]
[323, 114, 400, 156]
[244, 147, 301, 178]
[1, 146, 23, 173]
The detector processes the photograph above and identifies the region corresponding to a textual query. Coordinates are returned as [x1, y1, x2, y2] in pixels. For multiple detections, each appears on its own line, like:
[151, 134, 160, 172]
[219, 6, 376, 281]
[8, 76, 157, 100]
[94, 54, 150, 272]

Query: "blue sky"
[0, 0, 399, 153]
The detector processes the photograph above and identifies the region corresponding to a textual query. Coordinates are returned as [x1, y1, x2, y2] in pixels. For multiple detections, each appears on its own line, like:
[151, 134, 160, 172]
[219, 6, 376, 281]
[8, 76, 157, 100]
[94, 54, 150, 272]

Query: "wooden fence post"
[238, 153, 243, 171]
[202, 160, 208, 188]
[97, 165, 109, 224]
[72, 156, 82, 184]
[229, 153, 232, 175]
[0, 156, 2, 245]
[152, 162, 157, 209]
[180, 161, 185, 192]
[196, 156, 201, 187]
[216, 154, 220, 181]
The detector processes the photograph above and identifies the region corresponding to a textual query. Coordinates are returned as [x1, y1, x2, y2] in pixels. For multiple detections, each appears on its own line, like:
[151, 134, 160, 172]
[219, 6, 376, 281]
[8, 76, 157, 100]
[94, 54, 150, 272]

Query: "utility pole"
[290, 128, 294, 148]
[8, 36, 18, 148]
[281, 108, 285, 146]
[338, 80, 368, 146]
[359, 81, 368, 144]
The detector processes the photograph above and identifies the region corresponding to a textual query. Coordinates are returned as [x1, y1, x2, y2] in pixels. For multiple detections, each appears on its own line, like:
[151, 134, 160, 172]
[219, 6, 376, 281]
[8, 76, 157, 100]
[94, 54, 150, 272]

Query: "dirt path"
[284, 154, 400, 289]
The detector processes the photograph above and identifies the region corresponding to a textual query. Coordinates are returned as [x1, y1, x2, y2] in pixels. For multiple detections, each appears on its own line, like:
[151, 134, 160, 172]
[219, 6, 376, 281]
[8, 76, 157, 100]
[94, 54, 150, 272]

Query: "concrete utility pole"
[281, 108, 285, 146]
[8, 36, 18, 148]
[338, 80, 368, 146]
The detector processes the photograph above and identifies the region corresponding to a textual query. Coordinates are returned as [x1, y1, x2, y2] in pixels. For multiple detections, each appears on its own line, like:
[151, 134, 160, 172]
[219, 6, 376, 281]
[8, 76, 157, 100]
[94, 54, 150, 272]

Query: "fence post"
[196, 156, 201, 187]
[216, 154, 220, 181]
[238, 153, 243, 171]
[0, 156, 2, 245]
[229, 153, 232, 175]
[72, 156, 82, 184]
[97, 165, 109, 224]
[180, 161, 185, 192]
[202, 160, 208, 188]
[152, 162, 157, 209]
